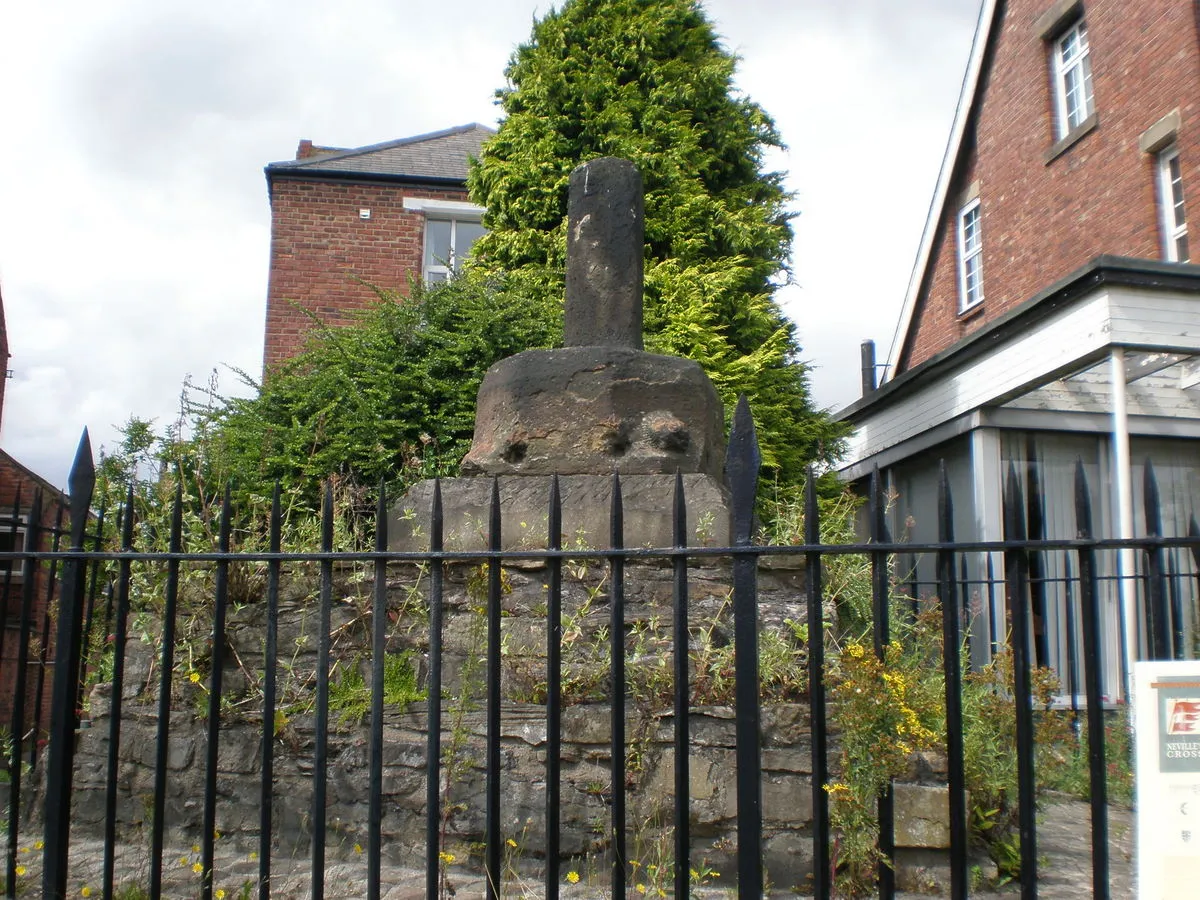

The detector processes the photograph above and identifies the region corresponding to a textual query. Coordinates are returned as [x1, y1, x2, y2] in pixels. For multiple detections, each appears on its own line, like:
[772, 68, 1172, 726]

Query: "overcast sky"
[0, 0, 981, 490]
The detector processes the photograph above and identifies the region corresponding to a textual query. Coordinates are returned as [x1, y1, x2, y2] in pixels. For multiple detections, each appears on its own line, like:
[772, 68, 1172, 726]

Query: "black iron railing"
[2, 407, 1197, 900]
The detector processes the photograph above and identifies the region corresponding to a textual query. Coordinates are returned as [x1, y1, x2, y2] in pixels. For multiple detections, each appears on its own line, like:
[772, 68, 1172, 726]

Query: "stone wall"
[65, 700, 817, 888]
[31, 555, 957, 893]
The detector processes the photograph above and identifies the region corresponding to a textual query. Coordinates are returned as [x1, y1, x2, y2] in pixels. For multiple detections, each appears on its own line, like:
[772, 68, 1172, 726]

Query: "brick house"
[262, 123, 494, 370]
[837, 0, 1200, 699]
[0, 284, 70, 745]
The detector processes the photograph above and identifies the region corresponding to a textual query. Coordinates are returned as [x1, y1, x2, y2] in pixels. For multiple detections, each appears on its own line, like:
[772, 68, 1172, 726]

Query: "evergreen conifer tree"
[468, 0, 845, 483]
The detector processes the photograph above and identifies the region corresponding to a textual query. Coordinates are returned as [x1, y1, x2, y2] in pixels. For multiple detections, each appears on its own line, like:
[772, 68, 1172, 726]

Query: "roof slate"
[267, 123, 495, 183]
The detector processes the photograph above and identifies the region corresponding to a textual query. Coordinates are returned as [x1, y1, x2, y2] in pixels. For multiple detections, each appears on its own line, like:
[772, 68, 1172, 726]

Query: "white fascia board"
[850, 288, 1111, 467]
[883, 0, 999, 382]
[850, 280, 1200, 473]
[402, 197, 485, 217]
[1106, 286, 1200, 352]
[839, 411, 985, 482]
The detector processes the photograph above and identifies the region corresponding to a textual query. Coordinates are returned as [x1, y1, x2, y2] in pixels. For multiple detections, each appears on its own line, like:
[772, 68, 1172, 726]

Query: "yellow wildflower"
[439, 851, 456, 864]
[566, 871, 580, 884]
[217, 891, 226, 900]
[636, 884, 647, 894]
[248, 851, 258, 861]
[189, 672, 201, 684]
[193, 862, 203, 874]
[81, 888, 92, 898]
[15, 865, 26, 877]
[354, 843, 363, 855]
[34, 841, 43, 850]
[506, 838, 517, 848]
[192, 844, 201, 854]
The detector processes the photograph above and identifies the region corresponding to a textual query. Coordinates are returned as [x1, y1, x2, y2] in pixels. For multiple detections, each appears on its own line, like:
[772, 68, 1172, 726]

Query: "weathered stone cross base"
[461, 347, 725, 480]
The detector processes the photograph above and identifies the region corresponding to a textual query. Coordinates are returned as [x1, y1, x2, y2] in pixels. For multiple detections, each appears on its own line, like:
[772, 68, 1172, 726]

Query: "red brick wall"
[0, 458, 68, 748]
[262, 178, 472, 371]
[900, 0, 1200, 372]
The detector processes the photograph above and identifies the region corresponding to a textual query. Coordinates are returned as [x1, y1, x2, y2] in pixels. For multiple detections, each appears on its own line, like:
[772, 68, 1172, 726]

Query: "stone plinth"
[461, 347, 725, 479]
[389, 473, 730, 551]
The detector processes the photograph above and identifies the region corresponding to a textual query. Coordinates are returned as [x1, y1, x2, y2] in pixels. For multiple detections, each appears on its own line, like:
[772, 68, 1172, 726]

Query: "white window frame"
[957, 199, 984, 312]
[0, 513, 29, 588]
[1158, 146, 1189, 263]
[1052, 20, 1095, 139]
[402, 197, 486, 284]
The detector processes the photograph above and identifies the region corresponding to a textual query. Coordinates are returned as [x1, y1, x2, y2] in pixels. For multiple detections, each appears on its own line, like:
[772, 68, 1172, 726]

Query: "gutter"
[263, 167, 469, 200]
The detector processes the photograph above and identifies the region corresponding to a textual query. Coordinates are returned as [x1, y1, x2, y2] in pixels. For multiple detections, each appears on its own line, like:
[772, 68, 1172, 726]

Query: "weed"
[328, 651, 425, 726]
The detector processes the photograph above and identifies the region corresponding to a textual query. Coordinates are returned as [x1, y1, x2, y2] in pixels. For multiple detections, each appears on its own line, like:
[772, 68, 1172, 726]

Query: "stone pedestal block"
[388, 472, 731, 551]
[461, 347, 725, 479]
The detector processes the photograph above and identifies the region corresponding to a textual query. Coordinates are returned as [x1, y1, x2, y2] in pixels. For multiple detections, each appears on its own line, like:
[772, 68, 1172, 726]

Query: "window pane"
[965, 257, 982, 305]
[455, 222, 487, 261]
[1060, 29, 1077, 63]
[1079, 54, 1094, 117]
[963, 210, 980, 251]
[1064, 68, 1085, 129]
[425, 220, 452, 268]
[1159, 149, 1189, 261]
[1056, 21, 1093, 136]
[959, 202, 983, 309]
[1170, 158, 1187, 228]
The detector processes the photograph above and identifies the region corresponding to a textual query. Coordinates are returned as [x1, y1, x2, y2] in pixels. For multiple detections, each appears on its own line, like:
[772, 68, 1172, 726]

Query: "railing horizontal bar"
[7, 533, 1195, 564]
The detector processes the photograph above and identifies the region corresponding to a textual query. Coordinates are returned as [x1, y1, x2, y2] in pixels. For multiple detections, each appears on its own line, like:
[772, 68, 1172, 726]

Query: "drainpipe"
[1109, 347, 1137, 708]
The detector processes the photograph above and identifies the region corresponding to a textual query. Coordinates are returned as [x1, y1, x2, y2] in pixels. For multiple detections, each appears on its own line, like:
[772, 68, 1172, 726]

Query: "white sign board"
[1135, 660, 1200, 898]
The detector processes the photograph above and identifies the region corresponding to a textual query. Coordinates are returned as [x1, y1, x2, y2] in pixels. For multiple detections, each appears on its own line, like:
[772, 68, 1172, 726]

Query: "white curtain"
[1000, 431, 1122, 701]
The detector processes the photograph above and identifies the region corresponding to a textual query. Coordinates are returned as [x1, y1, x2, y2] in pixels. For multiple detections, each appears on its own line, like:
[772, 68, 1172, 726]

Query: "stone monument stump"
[391, 157, 732, 549]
